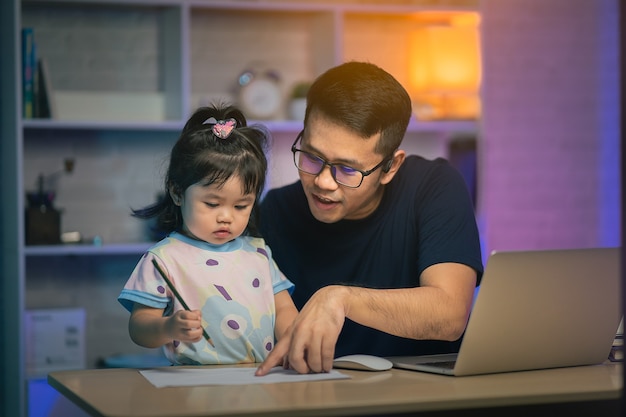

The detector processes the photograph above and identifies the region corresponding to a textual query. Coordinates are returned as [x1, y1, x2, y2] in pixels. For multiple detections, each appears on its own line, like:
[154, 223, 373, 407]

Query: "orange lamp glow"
[409, 13, 481, 120]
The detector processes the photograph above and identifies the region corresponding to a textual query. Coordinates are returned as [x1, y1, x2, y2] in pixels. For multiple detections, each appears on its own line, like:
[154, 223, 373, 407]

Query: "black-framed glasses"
[291, 131, 391, 188]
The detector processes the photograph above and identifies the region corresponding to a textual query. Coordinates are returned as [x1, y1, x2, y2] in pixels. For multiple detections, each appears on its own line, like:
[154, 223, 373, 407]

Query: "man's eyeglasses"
[291, 131, 392, 189]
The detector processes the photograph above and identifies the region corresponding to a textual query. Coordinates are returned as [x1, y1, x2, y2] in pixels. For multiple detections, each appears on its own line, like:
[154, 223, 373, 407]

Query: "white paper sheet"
[139, 366, 351, 388]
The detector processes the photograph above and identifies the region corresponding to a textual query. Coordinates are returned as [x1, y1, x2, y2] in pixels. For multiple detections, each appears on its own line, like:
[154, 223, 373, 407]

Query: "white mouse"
[332, 354, 393, 372]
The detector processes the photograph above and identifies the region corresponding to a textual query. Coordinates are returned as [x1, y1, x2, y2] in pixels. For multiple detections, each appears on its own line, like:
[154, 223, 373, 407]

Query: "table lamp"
[409, 12, 481, 120]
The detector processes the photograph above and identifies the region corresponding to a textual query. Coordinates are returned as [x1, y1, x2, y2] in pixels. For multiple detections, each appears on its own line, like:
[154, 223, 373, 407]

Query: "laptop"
[390, 247, 621, 376]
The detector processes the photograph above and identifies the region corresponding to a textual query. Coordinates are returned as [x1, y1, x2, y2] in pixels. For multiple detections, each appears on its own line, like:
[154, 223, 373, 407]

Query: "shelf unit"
[20, 0, 480, 249]
[16, 1, 481, 406]
[21, 0, 480, 124]
[11, 1, 482, 414]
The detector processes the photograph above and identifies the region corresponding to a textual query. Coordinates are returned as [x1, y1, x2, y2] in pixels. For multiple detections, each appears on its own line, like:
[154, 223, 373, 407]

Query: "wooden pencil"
[151, 258, 215, 347]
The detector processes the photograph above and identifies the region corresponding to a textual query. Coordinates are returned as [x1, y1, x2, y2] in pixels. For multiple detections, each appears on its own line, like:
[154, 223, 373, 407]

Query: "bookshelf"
[20, 0, 480, 248]
[4, 1, 485, 416]
[14, 1, 481, 414]
[21, 0, 480, 124]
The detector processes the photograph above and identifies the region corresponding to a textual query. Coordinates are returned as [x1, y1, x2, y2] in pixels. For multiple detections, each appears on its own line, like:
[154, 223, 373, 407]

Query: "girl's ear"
[169, 187, 182, 206]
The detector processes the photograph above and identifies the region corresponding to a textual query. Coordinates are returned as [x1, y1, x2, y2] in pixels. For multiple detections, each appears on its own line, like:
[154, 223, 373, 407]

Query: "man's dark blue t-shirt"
[260, 155, 484, 357]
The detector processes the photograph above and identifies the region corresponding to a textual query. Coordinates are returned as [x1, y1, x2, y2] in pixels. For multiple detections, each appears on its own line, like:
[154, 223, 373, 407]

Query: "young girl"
[118, 105, 298, 365]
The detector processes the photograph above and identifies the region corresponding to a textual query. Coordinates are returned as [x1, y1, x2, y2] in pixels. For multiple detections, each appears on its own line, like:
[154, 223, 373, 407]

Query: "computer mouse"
[332, 354, 393, 372]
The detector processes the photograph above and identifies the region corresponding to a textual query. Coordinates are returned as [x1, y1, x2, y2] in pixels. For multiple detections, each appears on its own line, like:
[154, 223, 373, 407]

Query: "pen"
[151, 258, 215, 347]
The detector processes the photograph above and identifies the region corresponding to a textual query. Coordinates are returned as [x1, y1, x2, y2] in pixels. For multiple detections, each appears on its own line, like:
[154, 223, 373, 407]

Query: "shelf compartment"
[188, 7, 336, 120]
[21, 1, 185, 122]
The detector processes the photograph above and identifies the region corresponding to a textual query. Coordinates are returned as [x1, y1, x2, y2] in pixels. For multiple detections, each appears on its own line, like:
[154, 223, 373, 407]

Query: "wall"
[479, 0, 620, 254]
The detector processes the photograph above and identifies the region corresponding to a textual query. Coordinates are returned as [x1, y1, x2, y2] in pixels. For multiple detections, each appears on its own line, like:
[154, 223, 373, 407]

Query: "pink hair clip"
[212, 118, 237, 139]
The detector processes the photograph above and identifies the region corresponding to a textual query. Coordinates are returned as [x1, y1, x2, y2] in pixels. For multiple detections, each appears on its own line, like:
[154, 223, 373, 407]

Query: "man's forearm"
[338, 263, 477, 341]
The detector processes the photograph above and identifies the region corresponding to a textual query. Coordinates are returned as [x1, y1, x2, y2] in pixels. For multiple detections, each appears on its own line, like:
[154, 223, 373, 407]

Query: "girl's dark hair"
[132, 104, 269, 237]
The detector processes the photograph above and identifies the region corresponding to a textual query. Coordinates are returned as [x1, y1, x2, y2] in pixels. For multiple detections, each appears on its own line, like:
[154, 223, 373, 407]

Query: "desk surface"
[48, 362, 622, 417]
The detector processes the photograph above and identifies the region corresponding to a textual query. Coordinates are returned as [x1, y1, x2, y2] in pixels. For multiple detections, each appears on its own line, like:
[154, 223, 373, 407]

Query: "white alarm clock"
[237, 68, 283, 120]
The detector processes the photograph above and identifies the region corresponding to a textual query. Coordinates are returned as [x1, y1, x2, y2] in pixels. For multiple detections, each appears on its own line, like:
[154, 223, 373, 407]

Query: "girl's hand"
[165, 309, 204, 343]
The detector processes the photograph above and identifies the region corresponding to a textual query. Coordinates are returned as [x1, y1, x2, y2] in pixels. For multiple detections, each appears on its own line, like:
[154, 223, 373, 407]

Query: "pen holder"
[25, 205, 61, 245]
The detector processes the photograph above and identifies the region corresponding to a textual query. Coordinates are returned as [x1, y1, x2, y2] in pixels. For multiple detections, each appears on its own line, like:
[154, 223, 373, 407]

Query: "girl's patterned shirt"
[118, 232, 294, 365]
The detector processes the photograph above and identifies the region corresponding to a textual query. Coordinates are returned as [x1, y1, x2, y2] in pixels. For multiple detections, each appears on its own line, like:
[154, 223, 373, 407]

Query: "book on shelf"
[22, 27, 55, 120]
[22, 27, 35, 119]
[36, 58, 55, 119]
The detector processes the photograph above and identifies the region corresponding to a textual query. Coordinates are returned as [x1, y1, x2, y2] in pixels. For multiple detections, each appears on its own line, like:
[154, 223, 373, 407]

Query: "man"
[256, 61, 483, 375]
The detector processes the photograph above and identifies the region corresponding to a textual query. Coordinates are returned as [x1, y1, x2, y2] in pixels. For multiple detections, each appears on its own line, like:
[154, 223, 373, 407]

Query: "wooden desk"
[48, 362, 622, 417]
